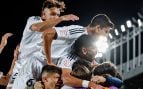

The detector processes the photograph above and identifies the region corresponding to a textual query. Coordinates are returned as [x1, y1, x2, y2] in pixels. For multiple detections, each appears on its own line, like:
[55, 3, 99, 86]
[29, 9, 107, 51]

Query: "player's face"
[91, 26, 111, 37]
[86, 46, 97, 61]
[46, 73, 60, 88]
[42, 7, 60, 20]
[97, 27, 111, 36]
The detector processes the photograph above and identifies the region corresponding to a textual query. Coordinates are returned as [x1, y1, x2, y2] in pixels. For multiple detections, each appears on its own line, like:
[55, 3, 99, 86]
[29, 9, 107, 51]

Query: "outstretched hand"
[0, 33, 13, 47]
[60, 14, 79, 22]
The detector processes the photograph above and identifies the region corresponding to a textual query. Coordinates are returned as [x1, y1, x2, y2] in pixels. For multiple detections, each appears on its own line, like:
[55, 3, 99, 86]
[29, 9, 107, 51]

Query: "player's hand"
[60, 14, 79, 21]
[0, 33, 13, 47]
[0, 75, 11, 86]
[47, 61, 56, 66]
[3, 33, 13, 38]
[91, 75, 106, 84]
[89, 81, 104, 89]
[34, 81, 44, 89]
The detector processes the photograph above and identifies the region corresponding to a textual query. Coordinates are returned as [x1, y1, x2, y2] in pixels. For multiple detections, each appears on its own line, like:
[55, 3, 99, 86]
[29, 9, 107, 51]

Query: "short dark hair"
[42, 65, 62, 75]
[89, 14, 114, 29]
[72, 59, 92, 71]
[92, 62, 122, 80]
[40, 65, 62, 80]
[42, 0, 65, 12]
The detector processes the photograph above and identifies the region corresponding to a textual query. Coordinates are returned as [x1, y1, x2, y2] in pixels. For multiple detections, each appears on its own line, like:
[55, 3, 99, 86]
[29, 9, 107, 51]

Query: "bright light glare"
[98, 36, 108, 42]
[126, 20, 132, 28]
[95, 36, 109, 53]
[138, 19, 142, 27]
[109, 33, 113, 39]
[95, 52, 103, 58]
[121, 25, 126, 32]
[115, 29, 119, 36]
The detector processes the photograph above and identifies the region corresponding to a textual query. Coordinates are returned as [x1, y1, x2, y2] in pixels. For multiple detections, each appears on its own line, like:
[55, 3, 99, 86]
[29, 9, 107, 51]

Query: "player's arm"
[91, 75, 123, 88]
[31, 14, 79, 32]
[42, 25, 83, 64]
[0, 33, 13, 54]
[105, 76, 123, 88]
[42, 27, 56, 64]
[42, 15, 79, 64]
[61, 68, 103, 89]
[7, 44, 20, 76]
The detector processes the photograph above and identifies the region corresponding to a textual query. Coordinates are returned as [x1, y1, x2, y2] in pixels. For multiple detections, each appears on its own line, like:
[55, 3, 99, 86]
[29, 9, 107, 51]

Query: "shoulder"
[27, 16, 41, 22]
[65, 25, 84, 30]
[28, 16, 41, 20]
[68, 25, 84, 28]
[55, 25, 84, 30]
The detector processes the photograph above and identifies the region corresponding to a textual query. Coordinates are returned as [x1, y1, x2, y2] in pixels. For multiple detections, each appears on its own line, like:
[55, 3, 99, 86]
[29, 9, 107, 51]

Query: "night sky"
[0, 0, 143, 74]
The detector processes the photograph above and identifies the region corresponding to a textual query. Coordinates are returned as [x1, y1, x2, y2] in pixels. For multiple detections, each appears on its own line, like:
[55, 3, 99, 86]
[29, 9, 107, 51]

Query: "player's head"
[40, 65, 62, 89]
[41, 0, 65, 20]
[87, 14, 114, 37]
[92, 62, 122, 80]
[71, 34, 97, 62]
[71, 59, 92, 80]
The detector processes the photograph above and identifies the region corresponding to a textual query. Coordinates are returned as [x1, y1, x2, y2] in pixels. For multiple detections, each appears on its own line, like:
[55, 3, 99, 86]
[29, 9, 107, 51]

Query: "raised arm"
[31, 14, 79, 32]
[62, 68, 103, 89]
[0, 33, 13, 54]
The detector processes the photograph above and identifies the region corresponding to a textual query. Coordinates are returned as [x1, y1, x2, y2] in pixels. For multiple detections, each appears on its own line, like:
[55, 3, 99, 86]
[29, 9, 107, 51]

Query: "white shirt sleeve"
[23, 16, 42, 36]
[55, 25, 87, 40]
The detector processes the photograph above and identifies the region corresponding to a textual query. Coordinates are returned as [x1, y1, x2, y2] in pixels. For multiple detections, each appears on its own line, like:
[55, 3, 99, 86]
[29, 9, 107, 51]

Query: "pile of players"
[0, 0, 123, 89]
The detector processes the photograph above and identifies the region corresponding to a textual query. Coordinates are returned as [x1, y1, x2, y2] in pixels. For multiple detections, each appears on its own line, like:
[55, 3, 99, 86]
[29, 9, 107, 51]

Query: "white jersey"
[61, 85, 73, 89]
[18, 16, 43, 64]
[51, 25, 87, 63]
[7, 16, 43, 88]
[57, 54, 79, 69]
[57, 54, 79, 89]
[12, 50, 46, 89]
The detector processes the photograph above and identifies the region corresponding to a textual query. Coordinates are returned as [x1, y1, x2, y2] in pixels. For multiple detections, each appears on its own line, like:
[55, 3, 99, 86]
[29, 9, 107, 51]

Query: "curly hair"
[42, 0, 65, 12]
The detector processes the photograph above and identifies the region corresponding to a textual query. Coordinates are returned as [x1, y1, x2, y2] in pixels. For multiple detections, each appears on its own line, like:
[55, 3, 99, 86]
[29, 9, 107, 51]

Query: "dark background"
[0, 0, 143, 88]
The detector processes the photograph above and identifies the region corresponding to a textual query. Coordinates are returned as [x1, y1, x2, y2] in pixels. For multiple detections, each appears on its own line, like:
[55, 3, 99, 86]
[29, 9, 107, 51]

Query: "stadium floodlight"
[109, 33, 113, 39]
[137, 19, 142, 27]
[115, 29, 119, 36]
[121, 25, 126, 32]
[126, 20, 132, 28]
